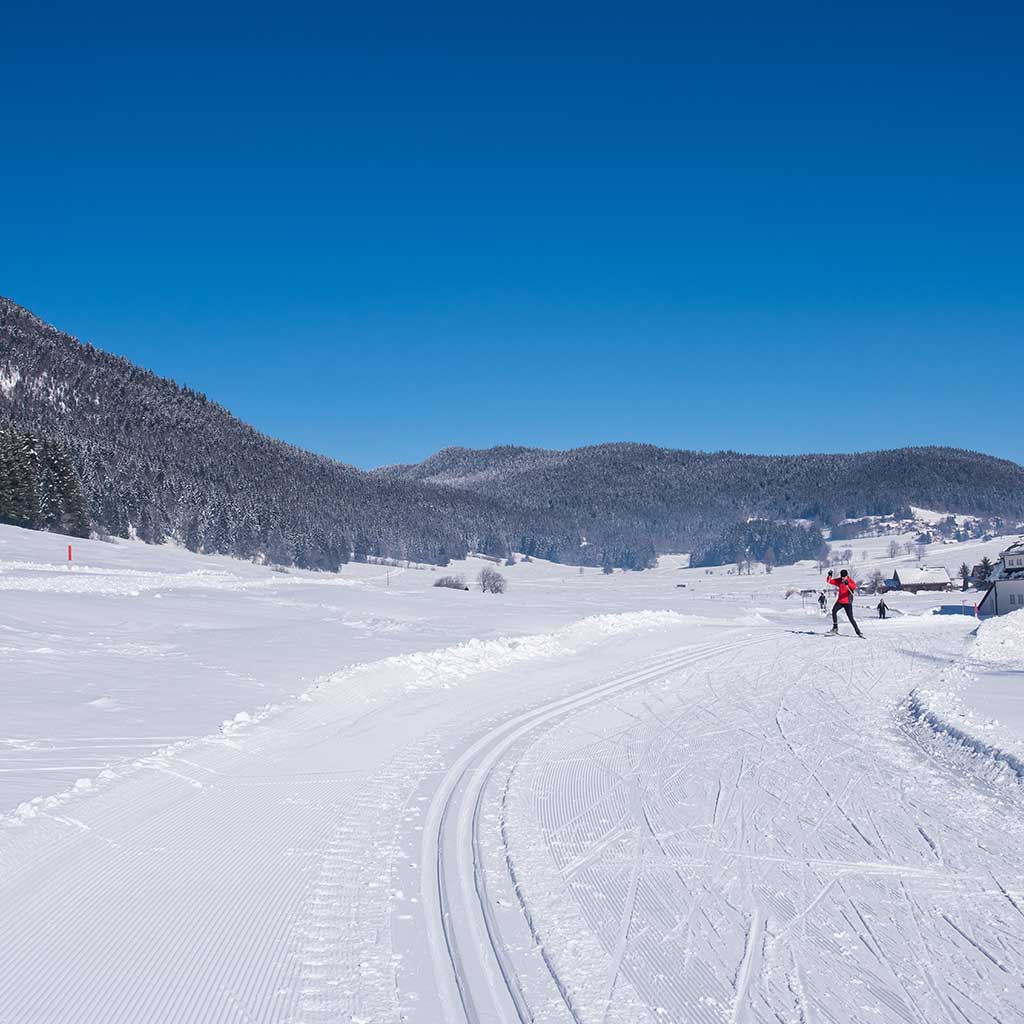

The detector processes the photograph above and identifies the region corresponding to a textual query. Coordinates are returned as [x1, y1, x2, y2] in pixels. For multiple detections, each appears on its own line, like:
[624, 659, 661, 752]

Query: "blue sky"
[2, 5, 1022, 468]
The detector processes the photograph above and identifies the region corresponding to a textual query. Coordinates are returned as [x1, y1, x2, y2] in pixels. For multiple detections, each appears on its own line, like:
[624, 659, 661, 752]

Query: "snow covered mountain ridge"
[377, 443, 1024, 563]
[3, 295, 1024, 570]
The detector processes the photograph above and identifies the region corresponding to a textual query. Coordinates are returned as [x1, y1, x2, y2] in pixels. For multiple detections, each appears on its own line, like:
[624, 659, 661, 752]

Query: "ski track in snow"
[507, 629, 1024, 1024]
[0, 610, 711, 1023]
[416, 634, 772, 1024]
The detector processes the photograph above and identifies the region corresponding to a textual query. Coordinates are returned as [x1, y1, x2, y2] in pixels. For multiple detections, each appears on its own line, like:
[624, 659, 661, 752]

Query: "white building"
[1001, 539, 1024, 573]
[978, 539, 1024, 616]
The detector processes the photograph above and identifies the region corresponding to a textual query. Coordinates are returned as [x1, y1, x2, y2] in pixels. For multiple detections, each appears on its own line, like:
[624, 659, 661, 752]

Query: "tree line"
[690, 519, 828, 569]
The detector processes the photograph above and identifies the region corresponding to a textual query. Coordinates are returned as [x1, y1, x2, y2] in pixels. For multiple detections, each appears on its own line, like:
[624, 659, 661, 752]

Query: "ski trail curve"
[513, 628, 1024, 1023]
[421, 634, 771, 1024]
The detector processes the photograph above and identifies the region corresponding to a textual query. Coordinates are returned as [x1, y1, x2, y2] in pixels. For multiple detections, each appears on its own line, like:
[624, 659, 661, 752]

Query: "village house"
[977, 539, 1024, 616]
[886, 566, 953, 592]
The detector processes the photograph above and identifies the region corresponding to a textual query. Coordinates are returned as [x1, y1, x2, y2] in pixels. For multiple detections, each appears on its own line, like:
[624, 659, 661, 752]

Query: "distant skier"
[817, 591, 827, 613]
[827, 569, 863, 637]
[877, 597, 889, 620]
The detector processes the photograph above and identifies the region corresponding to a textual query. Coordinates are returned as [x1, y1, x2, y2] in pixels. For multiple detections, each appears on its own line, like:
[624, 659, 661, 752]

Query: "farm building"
[889, 566, 953, 592]
[978, 539, 1024, 616]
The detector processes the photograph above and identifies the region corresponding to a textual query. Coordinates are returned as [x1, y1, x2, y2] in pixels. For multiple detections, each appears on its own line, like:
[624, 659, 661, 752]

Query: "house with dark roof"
[889, 566, 953, 592]
[977, 539, 1024, 616]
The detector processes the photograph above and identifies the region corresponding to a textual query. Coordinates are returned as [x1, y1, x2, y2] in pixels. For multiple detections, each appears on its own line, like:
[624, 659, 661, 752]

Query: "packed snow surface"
[2, 524, 1024, 1023]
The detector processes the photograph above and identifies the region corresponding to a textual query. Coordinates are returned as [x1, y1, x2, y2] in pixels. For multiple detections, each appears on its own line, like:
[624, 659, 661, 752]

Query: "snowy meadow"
[2, 522, 1023, 1023]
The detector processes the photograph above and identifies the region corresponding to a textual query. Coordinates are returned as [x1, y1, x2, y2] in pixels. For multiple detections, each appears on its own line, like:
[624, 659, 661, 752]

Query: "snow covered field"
[2, 523, 1024, 1023]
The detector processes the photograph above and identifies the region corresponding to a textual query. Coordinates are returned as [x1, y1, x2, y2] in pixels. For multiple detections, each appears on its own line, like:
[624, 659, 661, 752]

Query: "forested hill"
[4, 295, 1022, 571]
[0, 297, 579, 568]
[377, 443, 1024, 563]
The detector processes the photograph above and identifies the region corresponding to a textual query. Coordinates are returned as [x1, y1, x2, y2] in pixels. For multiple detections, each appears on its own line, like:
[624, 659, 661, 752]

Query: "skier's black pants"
[832, 601, 860, 633]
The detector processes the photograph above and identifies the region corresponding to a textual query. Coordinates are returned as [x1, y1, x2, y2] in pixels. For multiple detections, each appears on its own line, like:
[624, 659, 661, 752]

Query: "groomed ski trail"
[507, 625, 1024, 1023]
[420, 635, 770, 1024]
[0, 611, 746, 1024]
[4, 609, 1022, 1024]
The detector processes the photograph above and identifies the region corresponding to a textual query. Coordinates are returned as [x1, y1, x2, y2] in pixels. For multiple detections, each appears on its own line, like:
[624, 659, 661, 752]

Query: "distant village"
[876, 538, 1024, 617]
[822, 509, 1024, 618]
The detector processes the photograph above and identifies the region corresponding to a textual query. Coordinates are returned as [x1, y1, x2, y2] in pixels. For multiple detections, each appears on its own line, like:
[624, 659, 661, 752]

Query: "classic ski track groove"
[422, 634, 770, 1024]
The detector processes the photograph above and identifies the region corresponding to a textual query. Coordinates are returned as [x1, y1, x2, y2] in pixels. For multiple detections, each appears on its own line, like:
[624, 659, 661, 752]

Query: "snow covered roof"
[999, 538, 1024, 557]
[893, 566, 952, 587]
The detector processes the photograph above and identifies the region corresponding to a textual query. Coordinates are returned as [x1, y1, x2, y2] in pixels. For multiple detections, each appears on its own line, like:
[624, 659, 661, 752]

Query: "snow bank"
[328, 610, 713, 693]
[3, 608, 709, 826]
[899, 672, 1024, 792]
[972, 610, 1024, 668]
[897, 616, 1024, 793]
[1, 699, 287, 826]
[4, 776, 101, 826]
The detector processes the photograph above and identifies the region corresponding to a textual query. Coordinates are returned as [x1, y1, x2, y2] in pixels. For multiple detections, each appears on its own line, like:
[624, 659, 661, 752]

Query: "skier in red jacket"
[827, 569, 864, 637]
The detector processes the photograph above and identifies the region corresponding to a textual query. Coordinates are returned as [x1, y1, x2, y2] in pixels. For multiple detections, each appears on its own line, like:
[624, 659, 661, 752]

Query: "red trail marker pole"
[68, 544, 72, 568]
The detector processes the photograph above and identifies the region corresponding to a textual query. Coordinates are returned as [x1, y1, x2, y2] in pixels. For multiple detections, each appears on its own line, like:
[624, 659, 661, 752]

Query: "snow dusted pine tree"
[0, 427, 89, 536]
